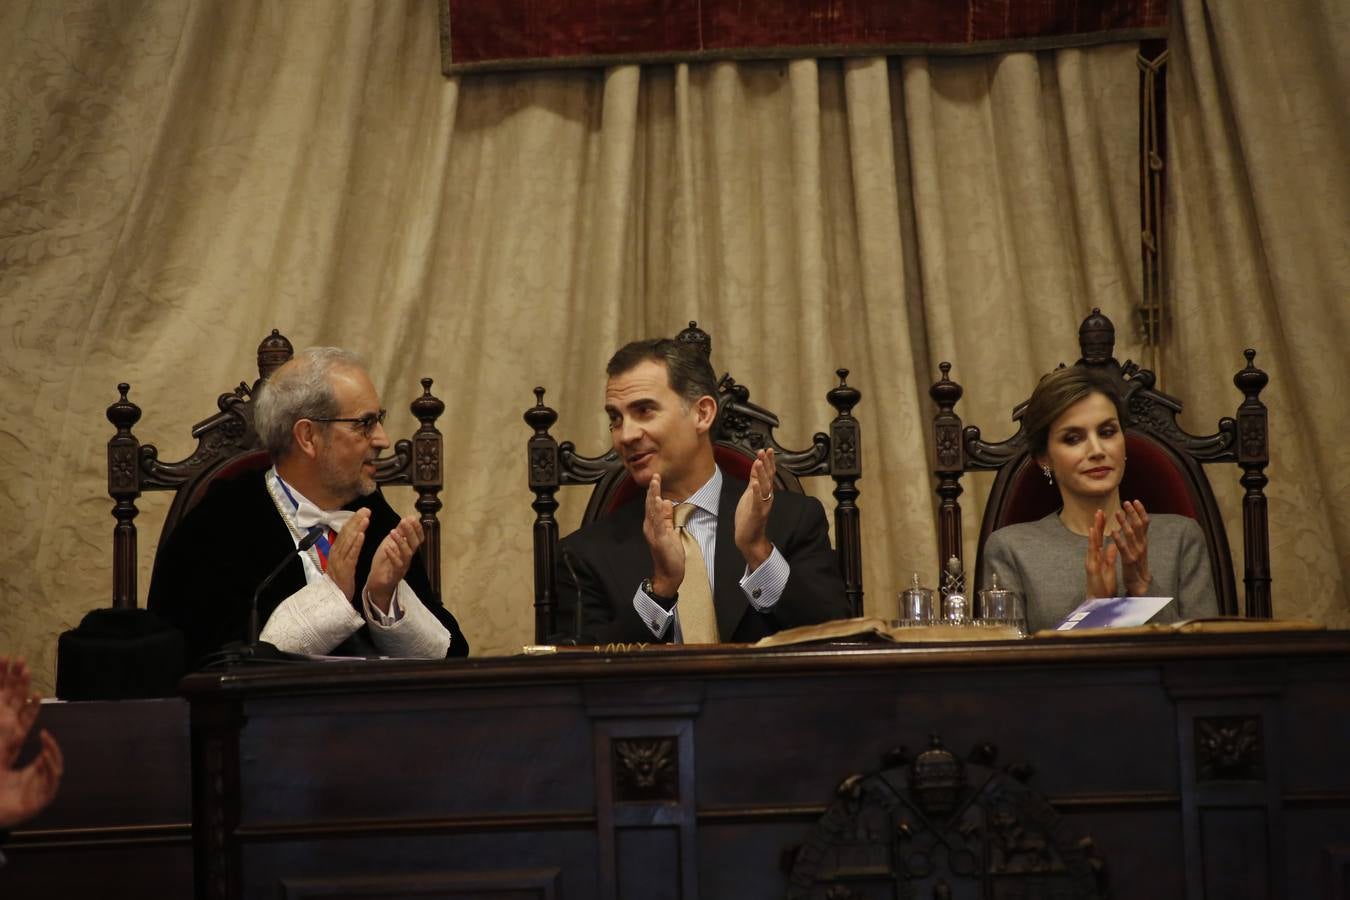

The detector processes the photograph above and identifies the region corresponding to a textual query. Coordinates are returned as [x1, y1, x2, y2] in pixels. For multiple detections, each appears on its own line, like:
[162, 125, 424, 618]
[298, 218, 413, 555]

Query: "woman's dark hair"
[1022, 366, 1126, 457]
[606, 338, 719, 407]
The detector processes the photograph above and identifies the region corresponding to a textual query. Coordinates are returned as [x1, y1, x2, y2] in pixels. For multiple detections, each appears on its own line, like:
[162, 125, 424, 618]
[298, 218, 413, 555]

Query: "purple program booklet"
[1053, 596, 1174, 631]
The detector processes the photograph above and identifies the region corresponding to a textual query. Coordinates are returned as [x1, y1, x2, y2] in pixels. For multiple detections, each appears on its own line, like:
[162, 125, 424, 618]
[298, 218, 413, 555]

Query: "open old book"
[752, 616, 1024, 648]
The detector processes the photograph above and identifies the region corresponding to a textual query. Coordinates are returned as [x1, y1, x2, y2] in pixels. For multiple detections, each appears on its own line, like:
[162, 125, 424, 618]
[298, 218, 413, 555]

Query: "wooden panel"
[616, 828, 683, 900]
[246, 835, 590, 900]
[237, 692, 592, 826]
[1201, 809, 1270, 899]
[11, 636, 1350, 898]
[279, 867, 562, 898]
[15, 698, 189, 829]
[1326, 843, 1350, 900]
[1286, 821, 1350, 900]
[695, 665, 1178, 804]
[157, 631, 1350, 899]
[2, 698, 191, 899]
[1, 843, 193, 900]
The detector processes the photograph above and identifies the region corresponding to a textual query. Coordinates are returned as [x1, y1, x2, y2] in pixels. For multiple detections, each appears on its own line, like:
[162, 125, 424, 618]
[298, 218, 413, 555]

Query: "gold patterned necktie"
[673, 503, 718, 644]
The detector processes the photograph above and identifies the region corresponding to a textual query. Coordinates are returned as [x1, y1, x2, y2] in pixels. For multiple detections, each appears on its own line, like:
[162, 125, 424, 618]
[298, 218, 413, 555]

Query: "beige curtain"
[1166, 0, 1350, 627]
[1, 0, 1343, 694]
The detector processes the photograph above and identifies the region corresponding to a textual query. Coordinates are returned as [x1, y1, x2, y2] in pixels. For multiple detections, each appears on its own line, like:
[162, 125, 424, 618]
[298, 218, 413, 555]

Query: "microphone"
[248, 526, 326, 643]
[553, 548, 596, 646]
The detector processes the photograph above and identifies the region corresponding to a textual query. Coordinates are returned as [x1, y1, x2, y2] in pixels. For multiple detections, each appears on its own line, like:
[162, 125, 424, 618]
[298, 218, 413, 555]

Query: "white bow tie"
[272, 471, 357, 534]
[290, 500, 356, 534]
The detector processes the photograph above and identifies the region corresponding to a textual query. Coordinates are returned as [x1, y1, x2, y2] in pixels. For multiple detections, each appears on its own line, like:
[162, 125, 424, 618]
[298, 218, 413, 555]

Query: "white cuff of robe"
[259, 577, 364, 655]
[362, 580, 452, 659]
[739, 545, 789, 611]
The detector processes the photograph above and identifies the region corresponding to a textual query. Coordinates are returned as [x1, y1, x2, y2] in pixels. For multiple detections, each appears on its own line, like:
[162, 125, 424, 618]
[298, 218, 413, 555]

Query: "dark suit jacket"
[556, 472, 850, 643]
[147, 468, 468, 670]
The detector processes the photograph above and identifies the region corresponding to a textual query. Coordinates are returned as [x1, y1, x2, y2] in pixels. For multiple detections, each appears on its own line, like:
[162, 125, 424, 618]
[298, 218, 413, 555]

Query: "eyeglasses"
[309, 409, 387, 437]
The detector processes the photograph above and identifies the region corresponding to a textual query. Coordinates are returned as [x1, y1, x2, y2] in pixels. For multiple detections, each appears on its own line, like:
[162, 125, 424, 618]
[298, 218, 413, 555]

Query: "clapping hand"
[0, 656, 63, 829]
[1085, 501, 1153, 598]
[366, 515, 425, 613]
[643, 474, 685, 597]
[326, 509, 371, 601]
[0, 657, 38, 767]
[1113, 500, 1153, 596]
[733, 449, 776, 572]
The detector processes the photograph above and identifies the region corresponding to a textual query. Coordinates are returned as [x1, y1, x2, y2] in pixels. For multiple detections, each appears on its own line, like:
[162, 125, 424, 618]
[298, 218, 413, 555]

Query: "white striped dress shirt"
[632, 466, 790, 641]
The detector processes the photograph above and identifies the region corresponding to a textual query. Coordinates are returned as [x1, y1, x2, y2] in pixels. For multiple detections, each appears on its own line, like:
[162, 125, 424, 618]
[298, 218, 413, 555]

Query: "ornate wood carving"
[1234, 350, 1272, 618]
[524, 386, 563, 643]
[826, 368, 863, 616]
[107, 383, 144, 609]
[613, 737, 679, 802]
[929, 308, 1271, 617]
[525, 321, 866, 639]
[1195, 716, 1265, 782]
[929, 363, 966, 575]
[787, 735, 1107, 899]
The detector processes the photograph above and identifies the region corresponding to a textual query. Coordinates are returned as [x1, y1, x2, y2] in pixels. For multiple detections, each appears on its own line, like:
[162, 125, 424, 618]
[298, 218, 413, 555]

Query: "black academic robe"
[556, 473, 850, 644]
[147, 469, 468, 670]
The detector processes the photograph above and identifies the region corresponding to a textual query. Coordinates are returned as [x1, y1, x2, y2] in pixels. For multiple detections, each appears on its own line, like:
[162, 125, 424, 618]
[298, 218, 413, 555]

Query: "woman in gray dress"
[982, 367, 1218, 632]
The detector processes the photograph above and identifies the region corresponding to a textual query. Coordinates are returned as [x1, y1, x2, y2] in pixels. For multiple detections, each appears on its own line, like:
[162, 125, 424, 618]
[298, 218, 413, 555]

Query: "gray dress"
[983, 511, 1219, 633]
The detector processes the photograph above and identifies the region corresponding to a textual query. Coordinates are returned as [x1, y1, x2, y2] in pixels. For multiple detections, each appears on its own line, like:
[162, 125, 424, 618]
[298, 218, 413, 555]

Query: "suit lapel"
[605, 499, 653, 588]
[712, 475, 749, 640]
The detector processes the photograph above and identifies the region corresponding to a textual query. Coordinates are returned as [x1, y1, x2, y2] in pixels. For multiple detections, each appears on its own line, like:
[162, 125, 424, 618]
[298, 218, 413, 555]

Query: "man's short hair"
[606, 338, 719, 408]
[254, 347, 366, 459]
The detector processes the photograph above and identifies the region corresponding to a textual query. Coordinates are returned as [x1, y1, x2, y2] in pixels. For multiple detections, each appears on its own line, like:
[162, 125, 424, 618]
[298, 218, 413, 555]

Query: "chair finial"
[524, 387, 558, 435]
[256, 329, 294, 381]
[107, 383, 142, 431]
[1078, 309, 1115, 365]
[410, 378, 445, 423]
[675, 321, 712, 358]
[929, 362, 963, 409]
[827, 368, 860, 416]
[1234, 349, 1268, 396]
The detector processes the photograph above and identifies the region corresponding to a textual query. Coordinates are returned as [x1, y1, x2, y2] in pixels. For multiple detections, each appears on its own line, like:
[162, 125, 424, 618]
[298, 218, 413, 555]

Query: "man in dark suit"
[557, 338, 850, 644]
[148, 348, 467, 669]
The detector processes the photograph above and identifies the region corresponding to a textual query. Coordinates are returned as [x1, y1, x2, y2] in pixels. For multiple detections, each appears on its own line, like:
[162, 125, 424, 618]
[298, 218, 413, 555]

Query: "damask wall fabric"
[1, 0, 1345, 693]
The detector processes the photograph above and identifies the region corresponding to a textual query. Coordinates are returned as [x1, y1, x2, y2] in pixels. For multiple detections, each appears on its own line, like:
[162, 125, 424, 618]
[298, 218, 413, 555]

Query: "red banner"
[440, 0, 1166, 74]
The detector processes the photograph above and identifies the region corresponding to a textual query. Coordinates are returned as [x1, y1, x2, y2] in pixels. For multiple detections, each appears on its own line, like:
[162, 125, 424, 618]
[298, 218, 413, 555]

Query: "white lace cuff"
[364, 581, 452, 659]
[259, 578, 364, 655]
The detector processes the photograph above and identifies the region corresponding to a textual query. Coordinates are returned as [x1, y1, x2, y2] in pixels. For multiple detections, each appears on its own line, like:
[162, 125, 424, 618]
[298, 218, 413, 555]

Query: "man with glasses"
[148, 348, 467, 670]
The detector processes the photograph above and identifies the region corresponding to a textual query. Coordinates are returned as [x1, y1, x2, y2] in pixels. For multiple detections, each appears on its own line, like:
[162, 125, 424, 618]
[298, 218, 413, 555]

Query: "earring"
[1042, 465, 1053, 484]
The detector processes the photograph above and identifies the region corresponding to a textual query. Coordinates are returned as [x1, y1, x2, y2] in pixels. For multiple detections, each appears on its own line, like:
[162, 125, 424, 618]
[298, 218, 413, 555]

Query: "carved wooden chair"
[524, 321, 863, 642]
[929, 308, 1271, 618]
[106, 329, 448, 611]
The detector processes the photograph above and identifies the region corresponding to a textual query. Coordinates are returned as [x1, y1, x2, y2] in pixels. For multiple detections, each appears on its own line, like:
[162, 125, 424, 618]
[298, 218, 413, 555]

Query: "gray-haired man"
[148, 348, 467, 669]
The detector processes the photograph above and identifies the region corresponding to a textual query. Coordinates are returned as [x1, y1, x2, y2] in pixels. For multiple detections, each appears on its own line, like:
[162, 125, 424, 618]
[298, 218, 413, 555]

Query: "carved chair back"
[107, 329, 447, 610]
[524, 321, 863, 642]
[929, 309, 1271, 617]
